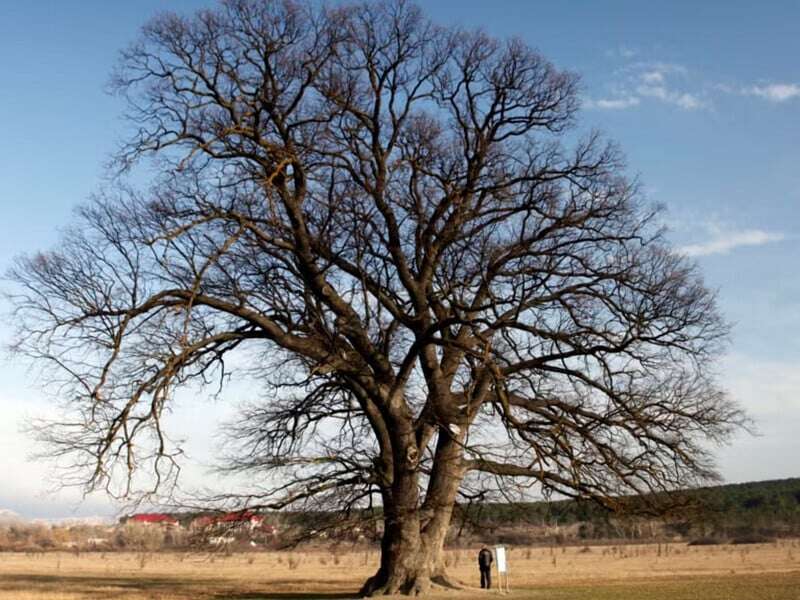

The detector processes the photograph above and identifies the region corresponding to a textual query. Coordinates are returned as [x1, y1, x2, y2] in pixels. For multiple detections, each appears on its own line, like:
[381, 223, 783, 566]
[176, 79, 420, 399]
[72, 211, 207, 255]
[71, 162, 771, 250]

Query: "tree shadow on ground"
[219, 594, 355, 600]
[0, 573, 192, 598]
[0, 573, 361, 600]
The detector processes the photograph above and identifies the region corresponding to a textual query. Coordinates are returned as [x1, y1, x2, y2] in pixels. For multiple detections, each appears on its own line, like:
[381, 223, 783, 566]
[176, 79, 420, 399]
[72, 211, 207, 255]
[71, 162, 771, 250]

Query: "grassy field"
[1, 540, 799, 599]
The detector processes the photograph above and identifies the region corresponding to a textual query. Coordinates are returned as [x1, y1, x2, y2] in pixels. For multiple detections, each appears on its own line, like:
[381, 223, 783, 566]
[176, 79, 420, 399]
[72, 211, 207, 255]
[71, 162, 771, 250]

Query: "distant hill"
[451, 477, 800, 543]
[0, 510, 114, 528]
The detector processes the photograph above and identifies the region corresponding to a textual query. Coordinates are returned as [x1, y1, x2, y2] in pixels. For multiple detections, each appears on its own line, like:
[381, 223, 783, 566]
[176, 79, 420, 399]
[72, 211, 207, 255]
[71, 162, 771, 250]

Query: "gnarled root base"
[430, 573, 463, 590]
[359, 569, 463, 596]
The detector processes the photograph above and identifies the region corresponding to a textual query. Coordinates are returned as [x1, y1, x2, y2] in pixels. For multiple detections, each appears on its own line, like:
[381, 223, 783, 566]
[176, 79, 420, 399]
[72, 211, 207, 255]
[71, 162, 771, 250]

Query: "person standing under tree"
[478, 547, 493, 589]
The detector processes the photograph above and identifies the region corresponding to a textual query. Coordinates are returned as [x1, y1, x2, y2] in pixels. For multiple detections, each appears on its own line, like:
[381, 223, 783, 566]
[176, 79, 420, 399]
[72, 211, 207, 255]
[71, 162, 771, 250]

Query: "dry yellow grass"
[1, 540, 799, 599]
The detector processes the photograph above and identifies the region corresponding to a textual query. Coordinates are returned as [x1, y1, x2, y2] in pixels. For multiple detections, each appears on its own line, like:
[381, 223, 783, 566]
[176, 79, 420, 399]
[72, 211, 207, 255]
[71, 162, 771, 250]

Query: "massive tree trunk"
[360, 434, 466, 596]
[359, 509, 457, 596]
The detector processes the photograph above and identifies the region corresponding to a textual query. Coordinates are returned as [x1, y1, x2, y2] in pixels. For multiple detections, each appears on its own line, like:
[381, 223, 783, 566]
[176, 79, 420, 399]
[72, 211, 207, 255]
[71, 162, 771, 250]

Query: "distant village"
[0, 509, 375, 553]
[2, 478, 797, 553]
[120, 511, 280, 548]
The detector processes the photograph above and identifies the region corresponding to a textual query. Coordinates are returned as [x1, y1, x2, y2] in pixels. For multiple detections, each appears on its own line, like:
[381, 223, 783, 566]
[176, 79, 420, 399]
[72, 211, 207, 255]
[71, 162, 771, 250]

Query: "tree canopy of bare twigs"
[7, 0, 744, 595]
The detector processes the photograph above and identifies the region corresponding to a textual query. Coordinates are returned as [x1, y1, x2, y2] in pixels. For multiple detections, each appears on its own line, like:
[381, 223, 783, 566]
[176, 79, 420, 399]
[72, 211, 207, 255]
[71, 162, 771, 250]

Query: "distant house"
[217, 511, 265, 531]
[126, 513, 180, 527]
[189, 515, 216, 531]
[190, 511, 277, 536]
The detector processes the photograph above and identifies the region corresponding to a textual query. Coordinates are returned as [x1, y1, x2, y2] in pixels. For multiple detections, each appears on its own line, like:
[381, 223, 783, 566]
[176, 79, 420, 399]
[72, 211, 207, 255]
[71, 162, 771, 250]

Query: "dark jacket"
[478, 548, 493, 568]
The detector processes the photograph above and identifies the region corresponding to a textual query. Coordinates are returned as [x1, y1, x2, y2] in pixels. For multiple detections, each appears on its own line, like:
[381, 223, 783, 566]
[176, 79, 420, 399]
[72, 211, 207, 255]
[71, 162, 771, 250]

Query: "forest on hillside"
[2, 478, 798, 552]
[446, 477, 800, 545]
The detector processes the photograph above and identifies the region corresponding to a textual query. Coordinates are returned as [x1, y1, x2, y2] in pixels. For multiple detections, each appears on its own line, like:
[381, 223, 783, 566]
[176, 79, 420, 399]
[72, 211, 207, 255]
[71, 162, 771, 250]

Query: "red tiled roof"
[191, 511, 266, 528]
[191, 515, 216, 528]
[130, 513, 178, 524]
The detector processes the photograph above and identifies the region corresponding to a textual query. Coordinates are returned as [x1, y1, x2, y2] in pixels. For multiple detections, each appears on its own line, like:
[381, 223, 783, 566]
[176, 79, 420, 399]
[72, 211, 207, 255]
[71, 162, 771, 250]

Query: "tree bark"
[360, 435, 465, 596]
[359, 514, 458, 596]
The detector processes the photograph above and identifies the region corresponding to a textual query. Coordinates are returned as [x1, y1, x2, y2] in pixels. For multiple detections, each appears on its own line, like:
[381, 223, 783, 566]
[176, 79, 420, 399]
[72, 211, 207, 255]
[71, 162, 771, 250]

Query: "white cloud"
[589, 61, 707, 112]
[680, 229, 786, 257]
[633, 64, 706, 109]
[636, 83, 705, 110]
[674, 93, 703, 110]
[593, 60, 800, 112]
[605, 46, 637, 59]
[628, 62, 688, 78]
[641, 70, 665, 85]
[744, 83, 800, 102]
[584, 96, 640, 110]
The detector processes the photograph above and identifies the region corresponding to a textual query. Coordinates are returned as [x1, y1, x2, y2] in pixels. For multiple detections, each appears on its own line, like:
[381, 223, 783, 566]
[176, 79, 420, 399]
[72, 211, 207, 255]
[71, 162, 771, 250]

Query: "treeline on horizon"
[254, 477, 800, 546]
[287, 477, 800, 545]
[446, 477, 800, 544]
[2, 477, 799, 553]
[212, 477, 800, 541]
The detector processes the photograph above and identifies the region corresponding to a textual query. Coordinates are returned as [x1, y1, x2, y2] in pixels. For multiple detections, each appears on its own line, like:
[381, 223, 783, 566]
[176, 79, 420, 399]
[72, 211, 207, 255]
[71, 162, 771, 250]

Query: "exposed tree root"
[360, 570, 463, 596]
[430, 573, 463, 590]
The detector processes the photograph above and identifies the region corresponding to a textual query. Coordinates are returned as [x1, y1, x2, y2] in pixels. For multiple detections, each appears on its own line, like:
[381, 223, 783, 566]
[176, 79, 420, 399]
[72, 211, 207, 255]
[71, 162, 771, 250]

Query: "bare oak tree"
[8, 0, 744, 594]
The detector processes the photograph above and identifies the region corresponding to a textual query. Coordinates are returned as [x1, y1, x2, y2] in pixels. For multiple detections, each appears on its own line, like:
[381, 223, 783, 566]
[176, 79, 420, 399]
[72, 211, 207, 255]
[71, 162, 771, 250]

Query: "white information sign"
[495, 545, 507, 573]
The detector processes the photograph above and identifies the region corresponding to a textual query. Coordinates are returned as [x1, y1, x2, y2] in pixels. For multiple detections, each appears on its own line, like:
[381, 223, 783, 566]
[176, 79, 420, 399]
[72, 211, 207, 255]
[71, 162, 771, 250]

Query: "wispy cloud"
[636, 84, 704, 109]
[633, 63, 706, 110]
[743, 83, 800, 102]
[680, 229, 786, 257]
[593, 48, 800, 112]
[605, 45, 637, 59]
[641, 70, 665, 85]
[586, 61, 707, 111]
[591, 53, 800, 112]
[584, 96, 640, 110]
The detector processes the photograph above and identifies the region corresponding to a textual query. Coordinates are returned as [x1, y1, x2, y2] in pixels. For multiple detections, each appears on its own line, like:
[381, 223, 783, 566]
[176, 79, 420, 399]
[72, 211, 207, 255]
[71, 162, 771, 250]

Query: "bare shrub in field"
[115, 524, 164, 552]
[0, 524, 58, 552]
[288, 555, 301, 570]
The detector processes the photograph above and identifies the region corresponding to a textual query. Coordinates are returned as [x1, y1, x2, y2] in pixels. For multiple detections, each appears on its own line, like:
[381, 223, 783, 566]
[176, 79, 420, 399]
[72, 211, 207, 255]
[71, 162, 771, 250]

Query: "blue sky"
[0, 1, 798, 518]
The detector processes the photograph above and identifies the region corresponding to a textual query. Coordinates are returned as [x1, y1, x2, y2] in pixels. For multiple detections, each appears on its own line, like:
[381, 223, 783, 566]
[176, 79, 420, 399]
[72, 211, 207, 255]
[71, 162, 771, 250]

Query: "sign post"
[494, 545, 509, 593]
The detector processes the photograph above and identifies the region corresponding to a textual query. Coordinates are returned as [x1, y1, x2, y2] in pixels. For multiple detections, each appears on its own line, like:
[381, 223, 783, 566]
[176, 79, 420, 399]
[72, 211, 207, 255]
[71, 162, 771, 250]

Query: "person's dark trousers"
[480, 566, 491, 589]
